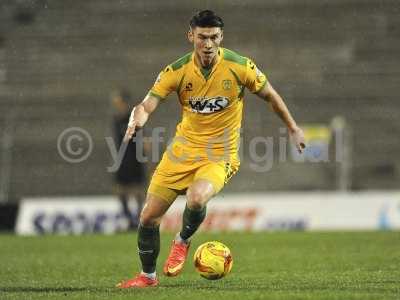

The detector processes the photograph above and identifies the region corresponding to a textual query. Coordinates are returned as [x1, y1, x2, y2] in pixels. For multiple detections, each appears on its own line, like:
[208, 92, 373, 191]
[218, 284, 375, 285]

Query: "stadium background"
[0, 0, 399, 202]
[1, 1, 399, 299]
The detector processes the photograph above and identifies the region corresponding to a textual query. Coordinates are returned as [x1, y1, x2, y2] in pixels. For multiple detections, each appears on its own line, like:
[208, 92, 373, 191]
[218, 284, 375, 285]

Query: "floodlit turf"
[0, 231, 399, 300]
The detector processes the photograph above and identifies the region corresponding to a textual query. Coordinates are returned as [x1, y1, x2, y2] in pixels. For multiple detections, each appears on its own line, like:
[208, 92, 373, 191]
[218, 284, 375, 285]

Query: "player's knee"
[186, 189, 207, 210]
[139, 209, 161, 227]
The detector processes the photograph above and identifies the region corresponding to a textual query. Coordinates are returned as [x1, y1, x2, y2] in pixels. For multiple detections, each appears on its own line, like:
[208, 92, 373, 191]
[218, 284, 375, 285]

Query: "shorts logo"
[188, 96, 229, 114]
[222, 79, 232, 90]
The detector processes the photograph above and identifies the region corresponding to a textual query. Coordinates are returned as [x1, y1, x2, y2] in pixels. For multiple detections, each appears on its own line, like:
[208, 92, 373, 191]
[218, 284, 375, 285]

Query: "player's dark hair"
[190, 10, 224, 29]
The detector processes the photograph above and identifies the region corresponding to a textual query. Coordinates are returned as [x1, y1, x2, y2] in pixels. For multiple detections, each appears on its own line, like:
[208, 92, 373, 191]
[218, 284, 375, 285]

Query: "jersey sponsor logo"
[188, 96, 229, 114]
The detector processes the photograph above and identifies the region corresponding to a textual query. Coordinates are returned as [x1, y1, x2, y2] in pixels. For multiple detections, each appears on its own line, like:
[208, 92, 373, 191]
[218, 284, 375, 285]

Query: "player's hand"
[290, 126, 306, 154]
[123, 119, 138, 143]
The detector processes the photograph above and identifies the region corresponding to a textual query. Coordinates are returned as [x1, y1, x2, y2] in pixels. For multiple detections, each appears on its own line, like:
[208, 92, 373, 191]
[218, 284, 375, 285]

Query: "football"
[193, 241, 233, 280]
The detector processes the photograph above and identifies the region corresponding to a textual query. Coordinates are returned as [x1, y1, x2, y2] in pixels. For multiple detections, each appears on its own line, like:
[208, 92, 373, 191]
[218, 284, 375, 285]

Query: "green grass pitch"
[0, 232, 399, 300]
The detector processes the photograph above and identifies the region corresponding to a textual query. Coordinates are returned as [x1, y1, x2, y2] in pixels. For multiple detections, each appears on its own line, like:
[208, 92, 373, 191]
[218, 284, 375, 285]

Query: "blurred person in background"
[111, 89, 148, 231]
[117, 10, 305, 288]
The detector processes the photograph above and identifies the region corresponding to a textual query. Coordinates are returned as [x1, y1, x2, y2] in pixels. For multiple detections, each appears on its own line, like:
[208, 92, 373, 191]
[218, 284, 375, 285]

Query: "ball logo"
[188, 96, 229, 114]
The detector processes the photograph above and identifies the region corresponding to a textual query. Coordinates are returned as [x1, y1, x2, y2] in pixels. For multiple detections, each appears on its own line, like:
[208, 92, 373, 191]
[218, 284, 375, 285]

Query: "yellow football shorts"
[148, 145, 239, 204]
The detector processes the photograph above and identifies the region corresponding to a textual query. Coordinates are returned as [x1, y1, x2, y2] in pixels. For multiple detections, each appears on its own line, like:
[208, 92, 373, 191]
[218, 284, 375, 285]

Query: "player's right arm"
[124, 64, 178, 142]
[123, 94, 159, 142]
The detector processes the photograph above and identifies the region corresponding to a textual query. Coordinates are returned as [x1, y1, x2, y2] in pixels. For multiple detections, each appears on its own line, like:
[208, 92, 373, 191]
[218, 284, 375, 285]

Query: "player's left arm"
[256, 83, 306, 153]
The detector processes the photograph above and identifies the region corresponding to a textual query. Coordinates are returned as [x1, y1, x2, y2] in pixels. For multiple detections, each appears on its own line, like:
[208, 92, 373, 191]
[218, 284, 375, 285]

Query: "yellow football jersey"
[149, 47, 267, 164]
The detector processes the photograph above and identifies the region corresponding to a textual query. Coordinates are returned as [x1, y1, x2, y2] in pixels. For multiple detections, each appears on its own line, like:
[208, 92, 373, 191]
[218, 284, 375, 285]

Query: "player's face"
[188, 27, 223, 68]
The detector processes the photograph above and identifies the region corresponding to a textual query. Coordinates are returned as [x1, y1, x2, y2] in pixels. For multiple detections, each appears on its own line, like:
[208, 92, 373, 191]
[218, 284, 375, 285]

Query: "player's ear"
[187, 28, 194, 43]
[220, 30, 223, 42]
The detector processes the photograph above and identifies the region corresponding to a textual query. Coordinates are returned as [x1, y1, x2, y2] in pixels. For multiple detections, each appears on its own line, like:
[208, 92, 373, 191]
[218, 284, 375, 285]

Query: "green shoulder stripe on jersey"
[223, 48, 247, 66]
[171, 52, 192, 71]
[148, 91, 165, 101]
